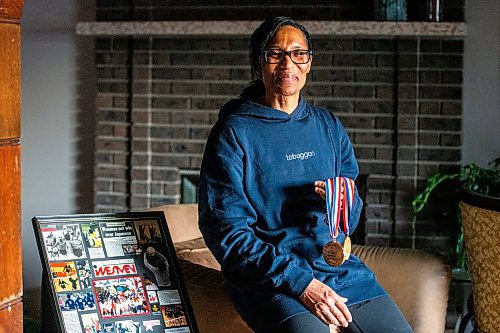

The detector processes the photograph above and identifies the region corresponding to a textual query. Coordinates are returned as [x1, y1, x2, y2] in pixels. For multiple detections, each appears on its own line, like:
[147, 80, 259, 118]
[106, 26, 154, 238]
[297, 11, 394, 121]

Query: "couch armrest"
[146, 204, 202, 243]
[352, 245, 451, 333]
[179, 260, 252, 333]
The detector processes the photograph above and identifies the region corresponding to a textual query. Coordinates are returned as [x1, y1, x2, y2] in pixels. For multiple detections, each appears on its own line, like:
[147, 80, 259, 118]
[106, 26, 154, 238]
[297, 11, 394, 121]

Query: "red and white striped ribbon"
[325, 177, 354, 239]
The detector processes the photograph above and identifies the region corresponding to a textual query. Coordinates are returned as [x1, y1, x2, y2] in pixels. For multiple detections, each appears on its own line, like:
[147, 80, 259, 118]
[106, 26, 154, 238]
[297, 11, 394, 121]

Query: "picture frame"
[33, 211, 199, 333]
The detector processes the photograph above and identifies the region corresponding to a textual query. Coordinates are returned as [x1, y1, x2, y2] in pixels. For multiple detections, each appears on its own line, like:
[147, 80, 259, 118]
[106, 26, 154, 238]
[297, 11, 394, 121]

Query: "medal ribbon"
[325, 177, 354, 239]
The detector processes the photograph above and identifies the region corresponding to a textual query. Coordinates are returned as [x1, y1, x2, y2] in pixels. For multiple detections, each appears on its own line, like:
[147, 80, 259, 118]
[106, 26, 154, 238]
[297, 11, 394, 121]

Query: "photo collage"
[37, 215, 195, 333]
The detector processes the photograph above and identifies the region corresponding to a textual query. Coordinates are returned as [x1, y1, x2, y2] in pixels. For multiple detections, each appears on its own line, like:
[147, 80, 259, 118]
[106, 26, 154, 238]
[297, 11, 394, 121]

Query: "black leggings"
[271, 295, 414, 333]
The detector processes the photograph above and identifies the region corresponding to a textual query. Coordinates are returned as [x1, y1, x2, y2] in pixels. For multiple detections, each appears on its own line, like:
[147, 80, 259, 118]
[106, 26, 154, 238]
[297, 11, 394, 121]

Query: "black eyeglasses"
[261, 49, 313, 64]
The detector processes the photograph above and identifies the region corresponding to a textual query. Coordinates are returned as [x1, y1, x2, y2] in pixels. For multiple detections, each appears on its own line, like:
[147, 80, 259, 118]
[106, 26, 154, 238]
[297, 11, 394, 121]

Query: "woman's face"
[261, 26, 312, 99]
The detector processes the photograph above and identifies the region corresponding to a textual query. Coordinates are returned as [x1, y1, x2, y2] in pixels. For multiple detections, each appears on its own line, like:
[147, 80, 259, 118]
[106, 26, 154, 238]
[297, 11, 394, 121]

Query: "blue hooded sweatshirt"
[198, 97, 386, 329]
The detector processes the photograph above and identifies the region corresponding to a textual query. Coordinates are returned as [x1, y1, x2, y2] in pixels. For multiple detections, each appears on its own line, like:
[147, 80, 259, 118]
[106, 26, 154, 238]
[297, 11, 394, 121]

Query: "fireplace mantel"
[76, 20, 467, 37]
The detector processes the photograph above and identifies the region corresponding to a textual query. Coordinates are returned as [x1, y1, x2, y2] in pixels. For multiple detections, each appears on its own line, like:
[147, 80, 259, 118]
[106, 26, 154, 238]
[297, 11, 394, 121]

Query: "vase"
[375, 0, 407, 21]
[426, 0, 443, 21]
[460, 188, 500, 332]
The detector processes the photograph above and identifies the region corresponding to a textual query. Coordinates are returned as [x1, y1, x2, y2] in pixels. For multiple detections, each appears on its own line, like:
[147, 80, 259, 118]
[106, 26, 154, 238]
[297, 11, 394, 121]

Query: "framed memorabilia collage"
[33, 212, 199, 333]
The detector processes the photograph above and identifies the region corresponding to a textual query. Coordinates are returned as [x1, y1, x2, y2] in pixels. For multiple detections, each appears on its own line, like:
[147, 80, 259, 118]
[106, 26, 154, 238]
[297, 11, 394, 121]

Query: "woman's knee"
[271, 312, 330, 333]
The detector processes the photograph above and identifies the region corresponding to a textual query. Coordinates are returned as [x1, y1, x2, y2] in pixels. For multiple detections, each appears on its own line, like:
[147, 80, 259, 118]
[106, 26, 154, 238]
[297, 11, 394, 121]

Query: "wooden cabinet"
[0, 0, 23, 331]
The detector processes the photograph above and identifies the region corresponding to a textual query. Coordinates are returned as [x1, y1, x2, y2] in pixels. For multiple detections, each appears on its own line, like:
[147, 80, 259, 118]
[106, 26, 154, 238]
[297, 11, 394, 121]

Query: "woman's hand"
[315, 180, 345, 201]
[314, 180, 326, 199]
[299, 278, 352, 327]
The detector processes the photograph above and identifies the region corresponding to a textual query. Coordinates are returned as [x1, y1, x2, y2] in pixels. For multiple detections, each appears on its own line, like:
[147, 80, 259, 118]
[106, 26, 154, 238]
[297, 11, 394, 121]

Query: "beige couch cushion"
[147, 204, 203, 243]
[174, 237, 207, 253]
[176, 238, 221, 271]
[179, 260, 250, 332]
[352, 245, 450, 333]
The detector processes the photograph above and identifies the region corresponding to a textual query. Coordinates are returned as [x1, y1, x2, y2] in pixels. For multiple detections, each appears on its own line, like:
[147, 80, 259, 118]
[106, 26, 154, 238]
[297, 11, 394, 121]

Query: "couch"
[153, 204, 451, 333]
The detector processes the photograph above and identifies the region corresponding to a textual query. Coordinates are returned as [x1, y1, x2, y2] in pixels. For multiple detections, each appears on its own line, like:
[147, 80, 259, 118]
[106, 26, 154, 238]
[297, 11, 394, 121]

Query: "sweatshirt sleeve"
[198, 123, 314, 299]
[337, 119, 364, 234]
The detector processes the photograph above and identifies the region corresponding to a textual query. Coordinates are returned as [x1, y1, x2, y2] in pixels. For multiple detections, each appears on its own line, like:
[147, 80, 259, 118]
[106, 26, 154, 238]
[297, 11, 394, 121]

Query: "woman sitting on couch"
[198, 16, 413, 333]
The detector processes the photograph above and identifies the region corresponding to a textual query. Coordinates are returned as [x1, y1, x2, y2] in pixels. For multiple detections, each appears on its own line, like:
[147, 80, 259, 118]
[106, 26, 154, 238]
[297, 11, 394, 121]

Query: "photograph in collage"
[164, 328, 191, 333]
[114, 320, 140, 333]
[161, 304, 188, 328]
[81, 223, 105, 259]
[61, 311, 83, 333]
[81, 312, 102, 333]
[147, 291, 158, 305]
[142, 319, 162, 331]
[156, 290, 181, 306]
[142, 273, 159, 291]
[76, 260, 92, 289]
[102, 323, 114, 333]
[99, 222, 138, 257]
[133, 220, 162, 245]
[41, 223, 87, 261]
[122, 244, 141, 256]
[142, 247, 170, 287]
[93, 276, 149, 318]
[50, 261, 80, 292]
[150, 303, 161, 316]
[58, 291, 96, 311]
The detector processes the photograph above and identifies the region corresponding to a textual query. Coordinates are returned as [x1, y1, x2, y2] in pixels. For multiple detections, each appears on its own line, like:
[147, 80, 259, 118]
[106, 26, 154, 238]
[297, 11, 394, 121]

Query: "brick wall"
[93, 2, 464, 256]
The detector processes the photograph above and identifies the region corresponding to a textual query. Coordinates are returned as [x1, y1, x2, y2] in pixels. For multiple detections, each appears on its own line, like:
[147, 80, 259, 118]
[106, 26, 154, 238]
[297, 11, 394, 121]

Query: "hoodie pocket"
[280, 237, 324, 265]
[281, 237, 375, 288]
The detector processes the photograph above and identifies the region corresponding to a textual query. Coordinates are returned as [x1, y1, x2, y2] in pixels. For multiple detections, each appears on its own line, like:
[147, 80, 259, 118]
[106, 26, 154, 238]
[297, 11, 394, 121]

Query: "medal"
[323, 177, 355, 267]
[323, 241, 344, 266]
[343, 235, 351, 261]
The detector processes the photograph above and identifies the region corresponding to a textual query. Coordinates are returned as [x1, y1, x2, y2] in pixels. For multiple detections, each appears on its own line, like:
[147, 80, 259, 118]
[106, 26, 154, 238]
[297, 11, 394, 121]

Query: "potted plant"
[412, 157, 500, 331]
[412, 156, 500, 271]
[458, 167, 500, 332]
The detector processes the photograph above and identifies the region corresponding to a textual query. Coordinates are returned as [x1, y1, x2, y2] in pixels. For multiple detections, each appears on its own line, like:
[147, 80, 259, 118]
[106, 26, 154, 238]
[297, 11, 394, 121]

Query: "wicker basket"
[461, 189, 500, 333]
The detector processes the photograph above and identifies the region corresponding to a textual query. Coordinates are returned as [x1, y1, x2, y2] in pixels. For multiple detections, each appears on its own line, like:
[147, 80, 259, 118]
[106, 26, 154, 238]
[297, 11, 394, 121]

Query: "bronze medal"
[343, 236, 351, 261]
[323, 241, 345, 267]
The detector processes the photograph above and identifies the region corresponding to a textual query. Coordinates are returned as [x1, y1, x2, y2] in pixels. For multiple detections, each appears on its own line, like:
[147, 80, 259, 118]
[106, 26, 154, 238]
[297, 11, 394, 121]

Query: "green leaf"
[412, 156, 499, 270]
[412, 173, 459, 213]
